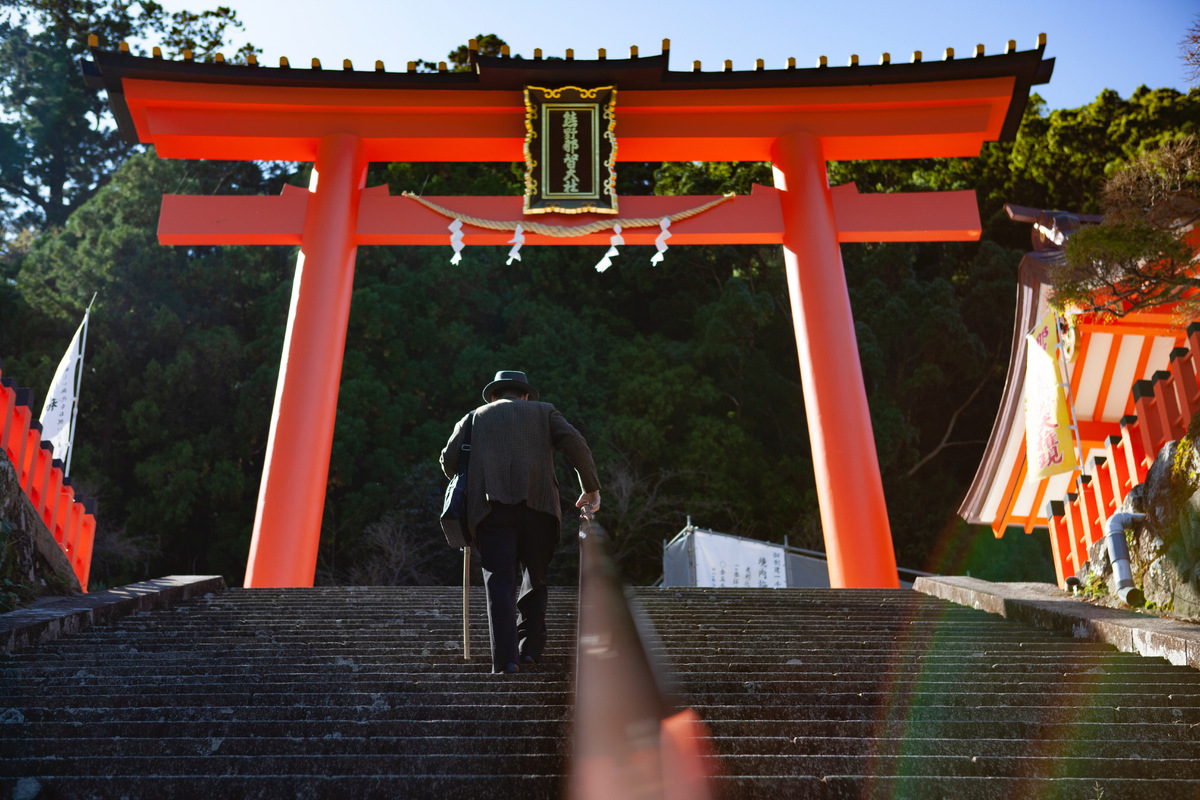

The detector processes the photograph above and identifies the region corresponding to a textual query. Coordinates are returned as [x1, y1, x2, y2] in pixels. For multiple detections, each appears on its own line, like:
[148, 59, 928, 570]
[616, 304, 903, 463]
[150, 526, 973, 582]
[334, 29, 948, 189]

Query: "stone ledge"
[915, 575, 1200, 669]
[1, 454, 80, 594]
[0, 575, 226, 654]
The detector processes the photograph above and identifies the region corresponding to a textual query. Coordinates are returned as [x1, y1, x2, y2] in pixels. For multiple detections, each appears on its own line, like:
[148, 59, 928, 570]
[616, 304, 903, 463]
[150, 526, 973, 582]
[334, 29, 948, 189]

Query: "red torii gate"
[83, 37, 1052, 589]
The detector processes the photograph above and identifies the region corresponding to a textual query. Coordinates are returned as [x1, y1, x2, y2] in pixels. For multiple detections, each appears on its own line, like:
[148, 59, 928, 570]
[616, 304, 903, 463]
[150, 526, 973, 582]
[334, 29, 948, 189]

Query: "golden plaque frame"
[523, 85, 617, 215]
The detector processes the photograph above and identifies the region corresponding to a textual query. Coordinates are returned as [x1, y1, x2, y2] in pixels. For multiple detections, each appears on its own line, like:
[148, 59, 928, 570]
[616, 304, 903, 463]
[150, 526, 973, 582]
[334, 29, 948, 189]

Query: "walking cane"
[462, 546, 471, 660]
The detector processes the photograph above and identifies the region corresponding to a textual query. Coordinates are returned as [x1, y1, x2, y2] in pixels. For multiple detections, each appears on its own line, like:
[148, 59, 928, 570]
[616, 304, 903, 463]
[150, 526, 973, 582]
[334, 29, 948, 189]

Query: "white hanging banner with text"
[1024, 310, 1077, 480]
[40, 310, 89, 470]
[691, 531, 787, 588]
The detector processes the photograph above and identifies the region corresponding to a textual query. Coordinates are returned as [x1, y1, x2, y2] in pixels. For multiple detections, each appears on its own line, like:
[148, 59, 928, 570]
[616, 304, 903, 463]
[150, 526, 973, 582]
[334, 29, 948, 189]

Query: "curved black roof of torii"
[82, 38, 1054, 147]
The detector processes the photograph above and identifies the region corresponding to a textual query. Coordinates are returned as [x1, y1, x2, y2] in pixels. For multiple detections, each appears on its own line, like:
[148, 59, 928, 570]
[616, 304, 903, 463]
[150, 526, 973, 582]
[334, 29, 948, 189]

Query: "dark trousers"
[475, 501, 559, 672]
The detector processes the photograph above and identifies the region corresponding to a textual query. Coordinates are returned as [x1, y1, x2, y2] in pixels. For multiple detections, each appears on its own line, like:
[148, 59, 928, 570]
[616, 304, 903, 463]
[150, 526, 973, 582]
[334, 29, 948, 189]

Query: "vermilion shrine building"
[961, 208, 1200, 587]
[82, 36, 1053, 589]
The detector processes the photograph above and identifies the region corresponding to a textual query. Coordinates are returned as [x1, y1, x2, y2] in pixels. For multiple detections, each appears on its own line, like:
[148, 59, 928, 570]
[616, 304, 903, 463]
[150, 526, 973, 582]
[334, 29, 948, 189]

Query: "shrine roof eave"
[960, 251, 1193, 534]
[81, 43, 1053, 148]
[959, 251, 1054, 528]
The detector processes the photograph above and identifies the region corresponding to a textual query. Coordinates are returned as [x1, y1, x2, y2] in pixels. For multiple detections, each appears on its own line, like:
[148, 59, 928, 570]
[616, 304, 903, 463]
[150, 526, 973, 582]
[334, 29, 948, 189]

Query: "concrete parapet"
[0, 574, 226, 653]
[916, 575, 1200, 668]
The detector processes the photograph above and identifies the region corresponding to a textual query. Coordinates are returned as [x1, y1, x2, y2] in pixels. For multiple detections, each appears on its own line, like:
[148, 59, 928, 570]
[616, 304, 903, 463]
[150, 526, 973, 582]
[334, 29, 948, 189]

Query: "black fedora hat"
[483, 370, 539, 403]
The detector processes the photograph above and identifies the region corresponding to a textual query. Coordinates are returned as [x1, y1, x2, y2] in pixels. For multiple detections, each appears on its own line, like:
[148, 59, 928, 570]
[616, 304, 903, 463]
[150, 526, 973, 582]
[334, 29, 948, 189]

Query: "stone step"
[711, 752, 1200, 779]
[7, 751, 1200, 782]
[10, 734, 565, 759]
[712, 775, 1200, 800]
[18, 731, 1196, 760]
[14, 662, 1175, 688]
[19, 716, 1197, 745]
[13, 718, 568, 740]
[5, 688, 573, 709]
[668, 642, 1104, 653]
[679, 689, 1200, 709]
[709, 718, 1200, 748]
[0, 753, 564, 779]
[15, 678, 1196, 705]
[5, 669, 569, 686]
[5, 654, 565, 669]
[11, 702, 572, 724]
[686, 701, 1200, 725]
[673, 676, 1200, 694]
[710, 734, 1200, 759]
[19, 731, 1199, 763]
[0, 774, 562, 800]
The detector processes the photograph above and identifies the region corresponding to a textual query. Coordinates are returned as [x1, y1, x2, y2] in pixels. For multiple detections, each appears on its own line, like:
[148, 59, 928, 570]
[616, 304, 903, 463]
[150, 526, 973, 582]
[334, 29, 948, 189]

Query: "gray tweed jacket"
[440, 399, 600, 537]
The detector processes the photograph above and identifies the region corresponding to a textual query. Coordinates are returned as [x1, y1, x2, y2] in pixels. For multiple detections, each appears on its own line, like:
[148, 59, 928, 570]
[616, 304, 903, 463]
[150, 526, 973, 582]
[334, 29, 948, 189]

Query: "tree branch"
[906, 363, 995, 478]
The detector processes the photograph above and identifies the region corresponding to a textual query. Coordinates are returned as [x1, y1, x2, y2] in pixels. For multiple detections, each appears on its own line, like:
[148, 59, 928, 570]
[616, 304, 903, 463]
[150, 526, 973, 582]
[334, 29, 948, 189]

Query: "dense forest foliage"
[2, 4, 1198, 588]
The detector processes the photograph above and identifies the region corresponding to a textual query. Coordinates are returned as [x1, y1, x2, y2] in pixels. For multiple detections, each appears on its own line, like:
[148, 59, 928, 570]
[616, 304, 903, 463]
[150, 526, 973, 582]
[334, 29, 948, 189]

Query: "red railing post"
[74, 498, 97, 591]
[0, 379, 15, 451]
[40, 458, 64, 544]
[1089, 457, 1117, 518]
[1170, 346, 1199, 423]
[7, 393, 33, 485]
[1046, 499, 1070, 587]
[1188, 321, 1200, 366]
[1104, 434, 1132, 507]
[1132, 380, 1165, 458]
[25, 438, 50, 511]
[63, 485, 82, 554]
[1153, 370, 1185, 440]
[1121, 414, 1152, 482]
[18, 423, 39, 492]
[1077, 476, 1103, 550]
[50, 461, 74, 547]
[1064, 492, 1087, 575]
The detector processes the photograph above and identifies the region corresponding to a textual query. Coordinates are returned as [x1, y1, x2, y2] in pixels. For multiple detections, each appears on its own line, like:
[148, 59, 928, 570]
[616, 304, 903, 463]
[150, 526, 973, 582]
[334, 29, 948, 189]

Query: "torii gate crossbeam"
[83, 38, 1052, 589]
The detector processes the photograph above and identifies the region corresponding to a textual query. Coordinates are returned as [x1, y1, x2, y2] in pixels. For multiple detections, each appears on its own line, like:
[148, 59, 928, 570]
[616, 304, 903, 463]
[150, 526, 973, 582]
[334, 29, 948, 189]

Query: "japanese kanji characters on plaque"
[523, 85, 617, 214]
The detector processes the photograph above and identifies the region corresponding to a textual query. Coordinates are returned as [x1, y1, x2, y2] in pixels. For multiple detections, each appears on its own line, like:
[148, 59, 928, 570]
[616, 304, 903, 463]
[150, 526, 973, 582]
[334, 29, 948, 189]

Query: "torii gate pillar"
[244, 134, 367, 587]
[772, 132, 898, 588]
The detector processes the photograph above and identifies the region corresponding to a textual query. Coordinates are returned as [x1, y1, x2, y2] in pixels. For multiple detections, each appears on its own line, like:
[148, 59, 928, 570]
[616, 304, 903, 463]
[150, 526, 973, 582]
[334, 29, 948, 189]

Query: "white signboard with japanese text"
[691, 530, 787, 589]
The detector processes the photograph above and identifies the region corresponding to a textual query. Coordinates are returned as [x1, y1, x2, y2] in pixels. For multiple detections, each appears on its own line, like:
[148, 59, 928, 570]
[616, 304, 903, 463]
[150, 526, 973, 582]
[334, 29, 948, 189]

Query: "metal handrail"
[568, 513, 715, 800]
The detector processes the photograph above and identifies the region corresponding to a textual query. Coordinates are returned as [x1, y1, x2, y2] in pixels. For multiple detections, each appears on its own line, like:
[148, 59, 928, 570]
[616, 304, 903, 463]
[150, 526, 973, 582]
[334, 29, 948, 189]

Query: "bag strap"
[460, 411, 474, 458]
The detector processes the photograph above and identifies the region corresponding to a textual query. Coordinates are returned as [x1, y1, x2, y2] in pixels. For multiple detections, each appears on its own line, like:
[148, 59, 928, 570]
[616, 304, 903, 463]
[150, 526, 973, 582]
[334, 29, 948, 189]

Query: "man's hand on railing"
[576, 490, 601, 516]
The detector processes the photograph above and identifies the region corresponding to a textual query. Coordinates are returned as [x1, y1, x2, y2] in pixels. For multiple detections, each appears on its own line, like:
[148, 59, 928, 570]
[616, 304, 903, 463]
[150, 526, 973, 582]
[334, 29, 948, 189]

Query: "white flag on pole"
[40, 307, 90, 474]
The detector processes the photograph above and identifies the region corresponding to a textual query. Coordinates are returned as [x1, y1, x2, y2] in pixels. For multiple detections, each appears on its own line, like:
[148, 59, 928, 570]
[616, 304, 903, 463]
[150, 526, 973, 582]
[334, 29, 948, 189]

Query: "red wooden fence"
[1046, 321, 1200, 587]
[0, 361, 97, 591]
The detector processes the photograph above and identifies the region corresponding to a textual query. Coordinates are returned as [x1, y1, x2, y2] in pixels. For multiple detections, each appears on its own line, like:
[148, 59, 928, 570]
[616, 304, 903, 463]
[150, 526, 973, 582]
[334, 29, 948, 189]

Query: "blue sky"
[207, 0, 1195, 111]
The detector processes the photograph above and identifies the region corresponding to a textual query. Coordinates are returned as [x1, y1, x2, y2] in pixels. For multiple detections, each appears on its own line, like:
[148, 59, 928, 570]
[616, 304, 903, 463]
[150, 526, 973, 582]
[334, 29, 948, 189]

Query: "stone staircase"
[644, 588, 1200, 799]
[3, 586, 570, 799]
[4, 585, 1200, 798]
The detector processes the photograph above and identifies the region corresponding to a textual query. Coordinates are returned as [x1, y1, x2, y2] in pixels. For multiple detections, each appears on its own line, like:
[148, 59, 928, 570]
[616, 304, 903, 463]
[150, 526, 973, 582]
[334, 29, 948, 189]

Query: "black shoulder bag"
[440, 412, 474, 548]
